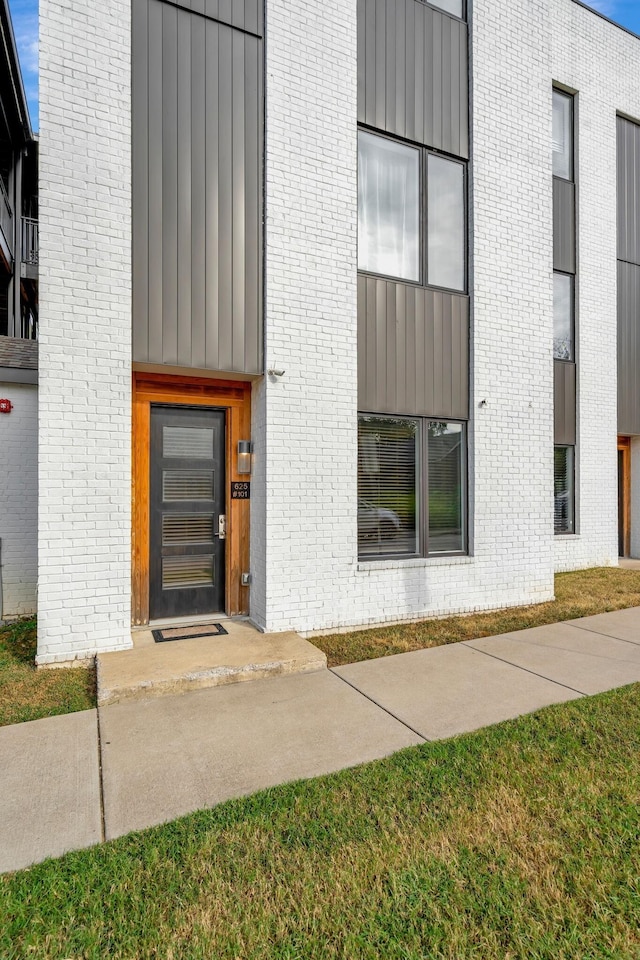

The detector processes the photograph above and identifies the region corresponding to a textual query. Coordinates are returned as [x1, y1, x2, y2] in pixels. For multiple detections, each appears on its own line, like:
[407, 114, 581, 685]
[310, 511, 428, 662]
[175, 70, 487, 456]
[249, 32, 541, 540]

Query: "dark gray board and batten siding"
[553, 178, 576, 276]
[358, 0, 469, 159]
[617, 116, 640, 435]
[132, 0, 263, 375]
[554, 361, 576, 446]
[358, 276, 468, 419]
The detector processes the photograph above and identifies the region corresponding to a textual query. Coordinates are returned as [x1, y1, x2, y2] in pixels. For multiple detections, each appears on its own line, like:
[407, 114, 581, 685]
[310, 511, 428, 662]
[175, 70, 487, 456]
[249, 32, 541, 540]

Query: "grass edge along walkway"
[1, 683, 639, 959]
[0, 617, 95, 728]
[316, 566, 640, 666]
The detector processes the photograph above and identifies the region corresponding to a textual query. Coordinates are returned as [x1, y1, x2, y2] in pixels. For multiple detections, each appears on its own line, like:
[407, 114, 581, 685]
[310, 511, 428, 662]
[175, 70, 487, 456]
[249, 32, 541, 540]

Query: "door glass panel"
[162, 555, 214, 590]
[163, 426, 214, 459]
[162, 514, 215, 545]
[163, 470, 214, 501]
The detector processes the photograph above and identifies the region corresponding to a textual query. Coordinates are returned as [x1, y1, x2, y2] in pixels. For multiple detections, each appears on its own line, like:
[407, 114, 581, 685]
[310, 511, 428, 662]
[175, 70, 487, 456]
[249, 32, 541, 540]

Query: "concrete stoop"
[97, 620, 327, 706]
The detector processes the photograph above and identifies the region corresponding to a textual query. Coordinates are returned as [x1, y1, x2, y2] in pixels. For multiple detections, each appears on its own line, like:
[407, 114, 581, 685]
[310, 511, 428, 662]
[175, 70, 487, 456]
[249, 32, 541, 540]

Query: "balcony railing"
[21, 216, 38, 266]
[0, 178, 13, 258]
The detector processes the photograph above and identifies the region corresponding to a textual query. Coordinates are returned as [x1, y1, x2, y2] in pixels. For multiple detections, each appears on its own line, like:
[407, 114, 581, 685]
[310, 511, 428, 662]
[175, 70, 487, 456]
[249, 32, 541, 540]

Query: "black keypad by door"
[149, 406, 225, 619]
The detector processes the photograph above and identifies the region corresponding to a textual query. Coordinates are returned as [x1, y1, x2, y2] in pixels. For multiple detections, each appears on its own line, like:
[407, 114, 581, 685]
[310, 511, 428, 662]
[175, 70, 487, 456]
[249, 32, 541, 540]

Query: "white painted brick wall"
[38, 0, 132, 662]
[0, 382, 37, 618]
[552, 1, 640, 572]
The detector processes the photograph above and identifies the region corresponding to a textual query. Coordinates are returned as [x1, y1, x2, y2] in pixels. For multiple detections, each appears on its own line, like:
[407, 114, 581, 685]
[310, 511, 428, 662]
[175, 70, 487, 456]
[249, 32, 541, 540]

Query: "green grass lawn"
[317, 566, 640, 666]
[0, 618, 95, 727]
[1, 685, 639, 959]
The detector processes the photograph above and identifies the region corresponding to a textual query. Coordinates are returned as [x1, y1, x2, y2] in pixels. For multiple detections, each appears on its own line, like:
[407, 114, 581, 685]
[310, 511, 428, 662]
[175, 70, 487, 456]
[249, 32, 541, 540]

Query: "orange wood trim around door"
[618, 437, 631, 559]
[132, 372, 252, 624]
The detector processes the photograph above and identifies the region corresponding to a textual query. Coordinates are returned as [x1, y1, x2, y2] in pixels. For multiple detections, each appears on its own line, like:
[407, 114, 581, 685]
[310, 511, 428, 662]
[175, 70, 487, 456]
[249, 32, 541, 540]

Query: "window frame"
[552, 88, 574, 182]
[357, 412, 468, 561]
[553, 270, 575, 362]
[554, 444, 575, 536]
[357, 127, 468, 296]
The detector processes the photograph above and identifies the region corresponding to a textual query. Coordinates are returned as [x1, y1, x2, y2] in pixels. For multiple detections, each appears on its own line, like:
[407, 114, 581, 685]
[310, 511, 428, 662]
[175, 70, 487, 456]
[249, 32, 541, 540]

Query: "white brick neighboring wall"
[38, 0, 132, 662]
[552, 2, 640, 572]
[0, 382, 37, 618]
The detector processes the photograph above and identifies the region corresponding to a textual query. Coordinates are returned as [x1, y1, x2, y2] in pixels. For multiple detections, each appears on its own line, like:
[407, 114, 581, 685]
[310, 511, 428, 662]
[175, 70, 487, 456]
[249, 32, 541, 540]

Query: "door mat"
[152, 623, 229, 643]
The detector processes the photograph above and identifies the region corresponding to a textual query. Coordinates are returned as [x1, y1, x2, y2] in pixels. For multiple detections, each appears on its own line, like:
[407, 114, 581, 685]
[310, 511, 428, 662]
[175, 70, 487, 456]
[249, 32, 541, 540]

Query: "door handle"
[217, 514, 227, 540]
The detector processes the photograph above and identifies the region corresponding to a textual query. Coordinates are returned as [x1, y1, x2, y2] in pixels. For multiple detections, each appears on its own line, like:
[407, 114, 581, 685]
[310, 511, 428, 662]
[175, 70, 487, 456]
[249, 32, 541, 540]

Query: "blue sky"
[5, 0, 640, 135]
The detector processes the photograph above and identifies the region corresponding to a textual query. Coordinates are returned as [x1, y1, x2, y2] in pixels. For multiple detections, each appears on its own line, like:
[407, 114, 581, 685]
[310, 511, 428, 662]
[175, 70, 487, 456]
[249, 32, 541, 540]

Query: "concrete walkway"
[2, 606, 640, 873]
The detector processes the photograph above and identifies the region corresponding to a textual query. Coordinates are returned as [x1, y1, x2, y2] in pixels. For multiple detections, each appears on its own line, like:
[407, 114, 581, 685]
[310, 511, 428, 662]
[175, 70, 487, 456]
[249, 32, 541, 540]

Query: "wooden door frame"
[618, 436, 631, 559]
[132, 372, 251, 625]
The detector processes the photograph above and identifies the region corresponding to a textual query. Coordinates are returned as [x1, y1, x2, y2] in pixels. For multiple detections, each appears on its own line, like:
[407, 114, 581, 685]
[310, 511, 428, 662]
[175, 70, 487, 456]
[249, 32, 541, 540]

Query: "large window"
[358, 415, 466, 559]
[552, 90, 573, 180]
[554, 445, 575, 535]
[553, 272, 574, 360]
[358, 130, 466, 292]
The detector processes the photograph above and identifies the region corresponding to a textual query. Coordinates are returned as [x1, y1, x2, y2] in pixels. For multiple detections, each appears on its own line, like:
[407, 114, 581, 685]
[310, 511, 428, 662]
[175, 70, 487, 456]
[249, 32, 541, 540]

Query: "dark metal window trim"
[554, 443, 576, 536]
[357, 127, 468, 295]
[552, 88, 575, 183]
[553, 270, 575, 362]
[418, 0, 467, 23]
[357, 412, 468, 561]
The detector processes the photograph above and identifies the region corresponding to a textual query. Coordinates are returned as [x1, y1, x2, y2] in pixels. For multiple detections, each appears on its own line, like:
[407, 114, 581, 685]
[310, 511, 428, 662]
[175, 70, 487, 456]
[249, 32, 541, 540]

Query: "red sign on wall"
[0, 399, 12, 414]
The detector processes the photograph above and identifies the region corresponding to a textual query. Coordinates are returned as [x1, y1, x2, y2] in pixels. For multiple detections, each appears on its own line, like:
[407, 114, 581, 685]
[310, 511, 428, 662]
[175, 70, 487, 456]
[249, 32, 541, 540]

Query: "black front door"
[150, 405, 226, 619]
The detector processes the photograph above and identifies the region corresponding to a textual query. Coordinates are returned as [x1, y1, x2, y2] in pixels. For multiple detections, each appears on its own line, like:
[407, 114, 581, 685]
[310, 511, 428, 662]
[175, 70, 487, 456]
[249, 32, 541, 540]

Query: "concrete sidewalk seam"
[477, 631, 640, 664]
[461, 643, 588, 697]
[329, 667, 430, 743]
[563, 621, 640, 647]
[96, 707, 107, 843]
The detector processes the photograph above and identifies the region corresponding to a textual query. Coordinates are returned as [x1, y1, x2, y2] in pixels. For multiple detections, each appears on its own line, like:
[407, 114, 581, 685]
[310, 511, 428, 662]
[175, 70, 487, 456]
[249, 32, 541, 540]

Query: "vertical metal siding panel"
[243, 37, 260, 374]
[441, 16, 452, 153]
[204, 20, 220, 370]
[553, 179, 576, 275]
[420, 290, 436, 411]
[385, 282, 396, 410]
[176, 9, 193, 366]
[395, 0, 405, 142]
[395, 283, 406, 411]
[147, 0, 164, 362]
[617, 118, 626, 261]
[217, 24, 233, 371]
[358, 276, 367, 408]
[431, 12, 442, 152]
[385, 0, 396, 138]
[404, 0, 415, 142]
[553, 362, 576, 445]
[162, 3, 179, 364]
[449, 19, 460, 158]
[357, 0, 366, 125]
[365, 278, 376, 408]
[412, 0, 423, 144]
[216, 0, 232, 28]
[414, 289, 427, 414]
[231, 32, 246, 371]
[458, 24, 469, 159]
[190, 13, 206, 366]
[618, 262, 640, 435]
[405, 285, 416, 414]
[375, 279, 387, 410]
[375, 0, 386, 131]
[132, 0, 149, 362]
[365, 0, 376, 126]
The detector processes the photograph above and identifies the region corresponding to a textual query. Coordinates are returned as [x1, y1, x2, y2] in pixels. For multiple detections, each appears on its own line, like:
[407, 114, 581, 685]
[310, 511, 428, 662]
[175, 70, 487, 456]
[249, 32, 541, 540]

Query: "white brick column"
[252, 0, 359, 632]
[38, 0, 132, 662]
